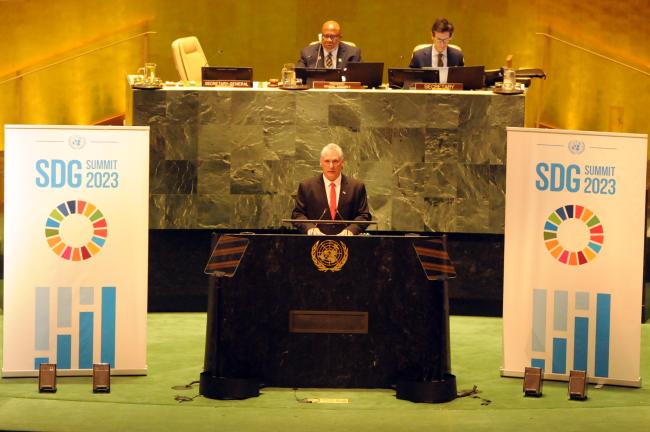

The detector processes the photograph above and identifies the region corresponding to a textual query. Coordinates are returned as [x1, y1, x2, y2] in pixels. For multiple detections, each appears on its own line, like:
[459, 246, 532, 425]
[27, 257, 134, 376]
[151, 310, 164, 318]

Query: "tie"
[326, 52, 333, 68]
[437, 52, 444, 67]
[329, 182, 337, 220]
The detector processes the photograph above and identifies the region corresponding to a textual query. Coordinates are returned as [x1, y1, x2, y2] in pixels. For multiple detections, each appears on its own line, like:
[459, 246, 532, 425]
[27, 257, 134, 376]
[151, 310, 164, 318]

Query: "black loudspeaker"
[93, 363, 111, 393]
[38, 363, 57, 393]
[568, 370, 588, 400]
[523, 366, 543, 397]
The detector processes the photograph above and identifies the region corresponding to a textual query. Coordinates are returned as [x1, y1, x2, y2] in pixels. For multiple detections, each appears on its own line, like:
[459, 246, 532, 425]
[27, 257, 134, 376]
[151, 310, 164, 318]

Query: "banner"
[502, 127, 647, 387]
[3, 125, 149, 376]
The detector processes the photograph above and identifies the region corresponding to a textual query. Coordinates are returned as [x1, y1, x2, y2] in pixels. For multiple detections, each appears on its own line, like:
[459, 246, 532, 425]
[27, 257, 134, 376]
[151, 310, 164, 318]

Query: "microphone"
[204, 49, 225, 67]
[316, 44, 322, 68]
[311, 208, 329, 235]
[335, 209, 354, 236]
[296, 208, 328, 235]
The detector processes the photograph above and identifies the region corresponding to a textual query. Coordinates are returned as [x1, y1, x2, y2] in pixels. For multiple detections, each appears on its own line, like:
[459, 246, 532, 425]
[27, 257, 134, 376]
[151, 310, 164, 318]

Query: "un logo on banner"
[311, 240, 349, 272]
[68, 135, 86, 150]
[568, 140, 585, 155]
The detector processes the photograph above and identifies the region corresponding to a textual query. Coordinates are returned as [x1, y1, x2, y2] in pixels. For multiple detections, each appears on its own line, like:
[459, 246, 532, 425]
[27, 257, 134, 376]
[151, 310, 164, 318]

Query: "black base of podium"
[199, 372, 260, 400]
[396, 374, 457, 403]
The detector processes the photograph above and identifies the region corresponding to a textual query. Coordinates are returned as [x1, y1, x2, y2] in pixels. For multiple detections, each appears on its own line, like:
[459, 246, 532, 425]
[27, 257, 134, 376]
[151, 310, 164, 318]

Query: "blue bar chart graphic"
[33, 286, 116, 369]
[531, 289, 611, 377]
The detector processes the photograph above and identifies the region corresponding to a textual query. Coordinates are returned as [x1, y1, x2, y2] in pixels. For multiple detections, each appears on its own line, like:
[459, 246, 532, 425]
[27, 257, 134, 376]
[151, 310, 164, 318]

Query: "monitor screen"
[295, 68, 342, 86]
[343, 62, 384, 88]
[423, 66, 486, 90]
[447, 66, 485, 90]
[388, 68, 439, 89]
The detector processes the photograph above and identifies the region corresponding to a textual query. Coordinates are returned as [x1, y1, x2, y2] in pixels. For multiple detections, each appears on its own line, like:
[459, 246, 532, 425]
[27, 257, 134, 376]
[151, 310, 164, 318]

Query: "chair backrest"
[171, 36, 208, 82]
[309, 39, 357, 47]
[412, 43, 462, 53]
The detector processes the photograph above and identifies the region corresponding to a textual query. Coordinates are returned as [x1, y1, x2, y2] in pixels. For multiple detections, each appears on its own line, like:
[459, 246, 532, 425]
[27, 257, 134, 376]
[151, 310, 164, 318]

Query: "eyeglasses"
[434, 37, 452, 44]
[321, 34, 340, 40]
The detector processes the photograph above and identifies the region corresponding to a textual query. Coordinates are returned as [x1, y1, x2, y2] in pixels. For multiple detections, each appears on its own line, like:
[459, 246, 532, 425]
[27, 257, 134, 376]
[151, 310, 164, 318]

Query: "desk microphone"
[204, 49, 225, 67]
[316, 44, 323, 68]
[336, 209, 358, 235]
[311, 208, 329, 233]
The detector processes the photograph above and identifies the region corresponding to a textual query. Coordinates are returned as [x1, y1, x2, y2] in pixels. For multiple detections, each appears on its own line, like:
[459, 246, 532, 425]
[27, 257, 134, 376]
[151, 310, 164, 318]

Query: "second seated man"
[297, 20, 361, 69]
[410, 17, 464, 68]
[292, 143, 371, 236]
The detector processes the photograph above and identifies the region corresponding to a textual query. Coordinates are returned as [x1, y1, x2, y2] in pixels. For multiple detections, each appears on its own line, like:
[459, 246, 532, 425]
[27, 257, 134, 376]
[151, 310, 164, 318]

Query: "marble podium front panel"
[131, 87, 524, 233]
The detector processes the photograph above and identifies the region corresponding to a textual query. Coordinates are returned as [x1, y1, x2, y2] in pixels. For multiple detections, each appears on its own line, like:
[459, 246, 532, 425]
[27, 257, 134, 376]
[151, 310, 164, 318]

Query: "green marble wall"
[132, 88, 524, 233]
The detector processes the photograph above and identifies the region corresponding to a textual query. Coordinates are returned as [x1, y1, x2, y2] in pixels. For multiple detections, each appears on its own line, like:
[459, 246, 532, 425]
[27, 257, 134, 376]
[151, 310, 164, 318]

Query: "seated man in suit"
[410, 17, 464, 68]
[297, 20, 361, 69]
[292, 143, 371, 236]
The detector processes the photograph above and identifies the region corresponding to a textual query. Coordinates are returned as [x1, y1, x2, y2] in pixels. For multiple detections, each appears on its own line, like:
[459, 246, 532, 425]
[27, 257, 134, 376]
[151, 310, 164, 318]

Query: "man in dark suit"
[409, 18, 464, 68]
[296, 20, 361, 69]
[292, 143, 371, 236]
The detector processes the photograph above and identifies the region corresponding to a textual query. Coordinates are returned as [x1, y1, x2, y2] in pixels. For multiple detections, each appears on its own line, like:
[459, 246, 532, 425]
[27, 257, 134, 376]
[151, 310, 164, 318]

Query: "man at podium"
[292, 143, 371, 236]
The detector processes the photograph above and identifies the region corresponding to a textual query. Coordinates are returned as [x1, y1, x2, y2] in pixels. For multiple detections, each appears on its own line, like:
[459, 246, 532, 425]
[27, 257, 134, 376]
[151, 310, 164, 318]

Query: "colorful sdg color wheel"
[543, 204, 603, 266]
[44, 200, 108, 261]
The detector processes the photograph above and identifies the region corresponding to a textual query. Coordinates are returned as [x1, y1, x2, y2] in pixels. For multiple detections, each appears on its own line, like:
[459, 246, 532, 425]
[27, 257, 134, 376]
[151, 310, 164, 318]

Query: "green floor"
[1, 313, 649, 431]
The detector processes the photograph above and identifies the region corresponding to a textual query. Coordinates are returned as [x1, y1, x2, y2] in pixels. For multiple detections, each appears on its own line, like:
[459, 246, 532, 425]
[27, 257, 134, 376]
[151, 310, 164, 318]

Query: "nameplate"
[312, 81, 363, 89]
[202, 80, 252, 88]
[289, 310, 368, 334]
[414, 82, 463, 90]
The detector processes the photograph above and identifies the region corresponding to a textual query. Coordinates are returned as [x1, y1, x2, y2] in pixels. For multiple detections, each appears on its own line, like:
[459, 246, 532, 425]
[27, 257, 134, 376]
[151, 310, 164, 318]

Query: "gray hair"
[320, 143, 344, 160]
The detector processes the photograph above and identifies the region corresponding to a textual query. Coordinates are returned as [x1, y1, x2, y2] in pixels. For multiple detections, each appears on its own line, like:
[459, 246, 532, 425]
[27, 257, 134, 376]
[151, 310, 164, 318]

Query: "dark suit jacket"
[409, 45, 464, 68]
[292, 174, 371, 235]
[297, 42, 362, 69]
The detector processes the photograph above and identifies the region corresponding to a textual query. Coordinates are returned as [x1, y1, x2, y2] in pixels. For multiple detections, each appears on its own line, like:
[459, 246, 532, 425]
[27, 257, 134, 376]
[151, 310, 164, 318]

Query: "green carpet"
[1, 314, 649, 431]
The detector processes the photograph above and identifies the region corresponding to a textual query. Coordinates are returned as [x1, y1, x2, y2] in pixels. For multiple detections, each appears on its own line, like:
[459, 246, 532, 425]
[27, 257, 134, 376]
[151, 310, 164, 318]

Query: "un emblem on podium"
[311, 240, 349, 272]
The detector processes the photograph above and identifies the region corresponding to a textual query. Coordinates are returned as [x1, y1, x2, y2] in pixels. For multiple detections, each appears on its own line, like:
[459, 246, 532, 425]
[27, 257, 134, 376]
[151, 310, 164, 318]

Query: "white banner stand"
[502, 127, 647, 387]
[3, 125, 149, 376]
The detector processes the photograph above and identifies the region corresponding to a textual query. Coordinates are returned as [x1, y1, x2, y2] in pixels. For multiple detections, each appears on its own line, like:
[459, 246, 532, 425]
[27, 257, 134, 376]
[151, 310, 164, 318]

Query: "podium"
[199, 233, 457, 403]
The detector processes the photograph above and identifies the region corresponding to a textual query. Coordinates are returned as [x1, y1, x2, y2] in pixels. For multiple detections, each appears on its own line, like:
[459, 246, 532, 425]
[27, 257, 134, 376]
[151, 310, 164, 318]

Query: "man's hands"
[307, 228, 353, 236]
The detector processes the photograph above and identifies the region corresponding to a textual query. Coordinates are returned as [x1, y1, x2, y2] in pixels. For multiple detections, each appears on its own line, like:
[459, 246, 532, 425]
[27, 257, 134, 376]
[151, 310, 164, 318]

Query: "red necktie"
[329, 182, 336, 220]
